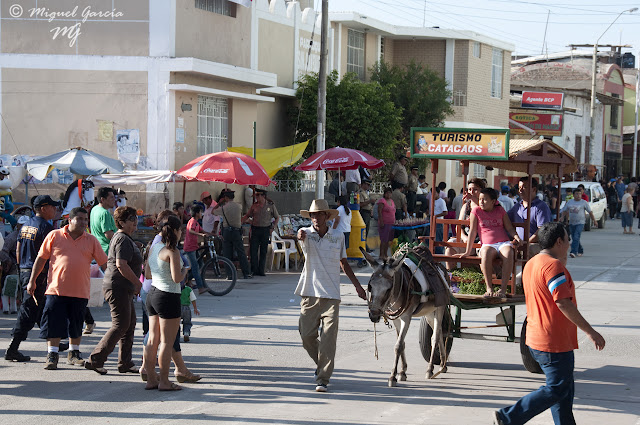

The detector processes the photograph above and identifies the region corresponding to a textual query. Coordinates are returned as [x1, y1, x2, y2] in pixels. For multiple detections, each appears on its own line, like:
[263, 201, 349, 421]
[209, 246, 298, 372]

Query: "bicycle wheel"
[201, 256, 237, 296]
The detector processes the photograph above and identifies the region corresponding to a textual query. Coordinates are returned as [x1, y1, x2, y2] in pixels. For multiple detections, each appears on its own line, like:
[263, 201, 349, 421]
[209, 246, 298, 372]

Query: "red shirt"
[471, 205, 509, 244]
[523, 253, 578, 353]
[183, 217, 202, 252]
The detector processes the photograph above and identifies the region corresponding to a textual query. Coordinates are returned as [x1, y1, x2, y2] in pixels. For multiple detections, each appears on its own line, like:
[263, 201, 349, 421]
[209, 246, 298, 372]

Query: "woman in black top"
[85, 206, 143, 375]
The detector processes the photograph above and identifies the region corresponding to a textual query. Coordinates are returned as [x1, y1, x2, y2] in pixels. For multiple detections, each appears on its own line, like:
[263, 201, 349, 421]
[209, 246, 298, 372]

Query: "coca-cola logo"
[322, 157, 348, 165]
[203, 168, 229, 174]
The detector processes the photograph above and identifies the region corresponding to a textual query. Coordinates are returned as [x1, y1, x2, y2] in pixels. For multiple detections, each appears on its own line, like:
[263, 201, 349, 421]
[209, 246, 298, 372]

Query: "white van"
[559, 181, 607, 231]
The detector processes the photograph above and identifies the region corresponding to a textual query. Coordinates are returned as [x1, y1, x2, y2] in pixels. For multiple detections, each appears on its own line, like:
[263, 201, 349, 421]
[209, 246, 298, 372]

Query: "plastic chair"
[270, 231, 298, 272]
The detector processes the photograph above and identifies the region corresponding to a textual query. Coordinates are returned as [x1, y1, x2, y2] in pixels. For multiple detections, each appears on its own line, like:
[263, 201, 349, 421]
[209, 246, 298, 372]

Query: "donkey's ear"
[389, 252, 407, 269]
[359, 246, 379, 267]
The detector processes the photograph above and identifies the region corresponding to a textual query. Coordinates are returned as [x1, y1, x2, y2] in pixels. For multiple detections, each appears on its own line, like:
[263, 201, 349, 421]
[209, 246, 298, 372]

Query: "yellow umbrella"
[228, 141, 309, 178]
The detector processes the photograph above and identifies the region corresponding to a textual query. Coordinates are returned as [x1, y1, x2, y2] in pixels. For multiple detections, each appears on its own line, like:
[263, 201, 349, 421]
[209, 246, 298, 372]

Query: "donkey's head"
[360, 248, 406, 323]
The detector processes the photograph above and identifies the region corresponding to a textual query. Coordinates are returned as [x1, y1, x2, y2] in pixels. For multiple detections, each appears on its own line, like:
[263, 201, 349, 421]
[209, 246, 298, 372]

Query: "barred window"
[195, 0, 233, 17]
[197, 96, 229, 155]
[347, 29, 365, 80]
[473, 163, 486, 179]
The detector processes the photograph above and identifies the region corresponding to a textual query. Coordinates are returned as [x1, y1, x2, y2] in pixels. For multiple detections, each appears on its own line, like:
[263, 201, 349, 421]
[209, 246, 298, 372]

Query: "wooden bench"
[421, 218, 527, 295]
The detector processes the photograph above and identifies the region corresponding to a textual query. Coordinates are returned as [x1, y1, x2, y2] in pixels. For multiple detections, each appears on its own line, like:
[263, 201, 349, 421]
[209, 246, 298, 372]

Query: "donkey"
[361, 247, 451, 387]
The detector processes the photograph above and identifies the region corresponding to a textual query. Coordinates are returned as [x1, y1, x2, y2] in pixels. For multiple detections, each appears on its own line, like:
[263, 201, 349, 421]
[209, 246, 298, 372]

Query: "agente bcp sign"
[521, 91, 564, 110]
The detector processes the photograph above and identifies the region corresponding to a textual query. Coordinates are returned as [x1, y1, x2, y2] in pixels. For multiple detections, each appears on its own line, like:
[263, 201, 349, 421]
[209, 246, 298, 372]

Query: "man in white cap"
[296, 199, 366, 392]
[200, 191, 218, 234]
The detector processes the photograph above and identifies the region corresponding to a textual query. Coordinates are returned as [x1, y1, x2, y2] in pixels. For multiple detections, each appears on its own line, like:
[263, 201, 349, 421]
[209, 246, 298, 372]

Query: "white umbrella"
[25, 147, 124, 180]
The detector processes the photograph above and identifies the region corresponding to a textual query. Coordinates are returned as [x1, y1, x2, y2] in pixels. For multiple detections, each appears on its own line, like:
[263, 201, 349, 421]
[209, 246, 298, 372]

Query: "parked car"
[559, 181, 607, 231]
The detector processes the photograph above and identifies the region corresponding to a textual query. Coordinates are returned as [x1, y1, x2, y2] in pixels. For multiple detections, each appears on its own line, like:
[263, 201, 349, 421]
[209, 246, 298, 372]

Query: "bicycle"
[189, 235, 237, 296]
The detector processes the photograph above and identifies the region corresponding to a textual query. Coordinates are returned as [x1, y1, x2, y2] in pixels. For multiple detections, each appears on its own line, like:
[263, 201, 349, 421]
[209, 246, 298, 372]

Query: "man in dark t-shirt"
[4, 195, 58, 362]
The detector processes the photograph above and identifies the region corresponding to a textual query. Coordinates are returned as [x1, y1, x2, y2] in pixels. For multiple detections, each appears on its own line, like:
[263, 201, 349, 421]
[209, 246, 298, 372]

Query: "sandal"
[158, 382, 182, 391]
[144, 384, 158, 390]
[483, 291, 494, 299]
[175, 372, 202, 383]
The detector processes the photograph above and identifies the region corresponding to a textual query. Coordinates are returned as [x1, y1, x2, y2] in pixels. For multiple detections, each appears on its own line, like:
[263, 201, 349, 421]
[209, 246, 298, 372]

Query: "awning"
[596, 92, 624, 106]
[227, 141, 309, 178]
[89, 171, 186, 185]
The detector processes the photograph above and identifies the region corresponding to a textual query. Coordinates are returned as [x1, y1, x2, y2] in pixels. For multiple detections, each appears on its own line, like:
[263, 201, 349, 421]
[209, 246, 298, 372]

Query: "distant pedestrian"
[560, 188, 597, 258]
[184, 205, 208, 294]
[200, 191, 218, 234]
[376, 187, 396, 260]
[30, 207, 108, 370]
[493, 222, 605, 425]
[85, 206, 143, 375]
[333, 196, 352, 249]
[296, 199, 366, 392]
[358, 178, 375, 249]
[498, 185, 515, 212]
[242, 189, 280, 276]
[407, 166, 419, 214]
[621, 186, 635, 234]
[615, 177, 625, 218]
[213, 189, 252, 280]
[345, 168, 361, 196]
[3, 195, 58, 362]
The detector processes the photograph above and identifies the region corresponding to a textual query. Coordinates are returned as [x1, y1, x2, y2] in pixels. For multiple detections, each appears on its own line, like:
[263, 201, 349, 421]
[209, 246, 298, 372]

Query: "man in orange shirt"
[493, 222, 605, 425]
[27, 207, 108, 370]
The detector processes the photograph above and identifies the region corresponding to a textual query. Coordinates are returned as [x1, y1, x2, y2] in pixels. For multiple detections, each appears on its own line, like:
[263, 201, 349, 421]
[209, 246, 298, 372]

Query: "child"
[459, 188, 521, 298]
[184, 205, 209, 294]
[180, 285, 200, 342]
[565, 187, 573, 201]
[561, 188, 597, 257]
[333, 195, 352, 248]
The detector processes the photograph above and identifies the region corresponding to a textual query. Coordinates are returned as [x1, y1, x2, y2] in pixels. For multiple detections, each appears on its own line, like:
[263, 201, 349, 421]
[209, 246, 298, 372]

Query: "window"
[575, 135, 582, 163]
[472, 163, 486, 178]
[195, 0, 234, 17]
[610, 94, 619, 129]
[491, 48, 503, 98]
[380, 37, 385, 61]
[472, 41, 481, 58]
[197, 95, 229, 155]
[453, 90, 467, 106]
[347, 29, 365, 80]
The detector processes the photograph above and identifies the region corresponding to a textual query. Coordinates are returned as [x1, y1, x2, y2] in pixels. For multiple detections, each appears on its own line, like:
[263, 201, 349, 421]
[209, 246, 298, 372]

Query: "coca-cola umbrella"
[294, 146, 385, 195]
[177, 151, 275, 187]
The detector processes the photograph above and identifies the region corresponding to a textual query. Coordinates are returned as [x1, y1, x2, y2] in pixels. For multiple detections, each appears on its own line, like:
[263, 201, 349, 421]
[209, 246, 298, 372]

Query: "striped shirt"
[294, 226, 347, 301]
[523, 253, 578, 353]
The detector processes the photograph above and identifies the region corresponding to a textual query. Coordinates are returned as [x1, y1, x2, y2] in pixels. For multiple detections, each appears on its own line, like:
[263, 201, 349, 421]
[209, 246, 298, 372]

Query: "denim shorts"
[621, 211, 633, 227]
[39, 295, 88, 339]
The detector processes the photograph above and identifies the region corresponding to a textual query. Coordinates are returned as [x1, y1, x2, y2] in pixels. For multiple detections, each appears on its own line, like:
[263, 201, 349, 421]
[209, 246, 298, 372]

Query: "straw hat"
[300, 199, 339, 221]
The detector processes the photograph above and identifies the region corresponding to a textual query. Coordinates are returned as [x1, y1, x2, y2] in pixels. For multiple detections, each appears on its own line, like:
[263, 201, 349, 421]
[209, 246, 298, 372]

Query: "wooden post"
[556, 165, 563, 221]
[429, 159, 438, 252]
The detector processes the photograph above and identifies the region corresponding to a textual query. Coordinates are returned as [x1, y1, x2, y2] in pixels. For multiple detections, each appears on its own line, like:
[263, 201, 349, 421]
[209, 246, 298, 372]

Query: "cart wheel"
[419, 313, 453, 364]
[357, 259, 367, 268]
[520, 317, 543, 374]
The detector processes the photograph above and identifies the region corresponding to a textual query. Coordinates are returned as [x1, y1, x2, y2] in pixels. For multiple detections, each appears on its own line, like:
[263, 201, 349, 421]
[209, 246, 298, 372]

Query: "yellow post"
[347, 209, 366, 259]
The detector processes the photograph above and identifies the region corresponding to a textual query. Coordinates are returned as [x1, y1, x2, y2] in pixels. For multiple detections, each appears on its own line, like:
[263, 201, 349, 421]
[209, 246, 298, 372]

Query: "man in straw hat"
[295, 199, 366, 392]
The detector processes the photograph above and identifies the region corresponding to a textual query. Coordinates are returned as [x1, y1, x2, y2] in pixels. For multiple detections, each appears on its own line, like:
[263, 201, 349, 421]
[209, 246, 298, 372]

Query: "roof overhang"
[167, 58, 278, 88]
[329, 12, 515, 51]
[167, 84, 275, 103]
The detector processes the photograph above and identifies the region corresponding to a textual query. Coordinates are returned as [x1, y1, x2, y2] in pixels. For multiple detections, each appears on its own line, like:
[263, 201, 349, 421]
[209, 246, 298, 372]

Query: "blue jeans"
[568, 224, 583, 255]
[184, 250, 205, 289]
[498, 348, 575, 425]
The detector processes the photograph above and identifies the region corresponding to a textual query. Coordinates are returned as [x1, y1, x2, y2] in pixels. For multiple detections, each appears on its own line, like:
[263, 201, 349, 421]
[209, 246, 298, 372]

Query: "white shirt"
[433, 198, 448, 216]
[202, 203, 218, 233]
[345, 169, 361, 184]
[498, 195, 515, 213]
[335, 206, 352, 233]
[295, 226, 347, 301]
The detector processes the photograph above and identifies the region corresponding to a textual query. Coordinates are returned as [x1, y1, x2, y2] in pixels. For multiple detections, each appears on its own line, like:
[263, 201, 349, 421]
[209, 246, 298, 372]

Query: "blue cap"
[610, 178, 616, 182]
[501, 185, 510, 192]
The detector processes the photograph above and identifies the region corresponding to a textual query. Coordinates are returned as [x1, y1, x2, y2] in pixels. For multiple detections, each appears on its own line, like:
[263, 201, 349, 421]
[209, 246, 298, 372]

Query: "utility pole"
[634, 51, 639, 178]
[315, 0, 328, 199]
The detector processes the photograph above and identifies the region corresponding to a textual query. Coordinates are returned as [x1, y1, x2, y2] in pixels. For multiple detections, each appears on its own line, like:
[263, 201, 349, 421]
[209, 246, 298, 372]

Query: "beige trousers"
[299, 296, 340, 386]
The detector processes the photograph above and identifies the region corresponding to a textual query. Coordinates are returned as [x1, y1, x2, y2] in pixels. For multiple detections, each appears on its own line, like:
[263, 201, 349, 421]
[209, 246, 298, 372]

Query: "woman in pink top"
[458, 188, 521, 298]
[376, 187, 396, 259]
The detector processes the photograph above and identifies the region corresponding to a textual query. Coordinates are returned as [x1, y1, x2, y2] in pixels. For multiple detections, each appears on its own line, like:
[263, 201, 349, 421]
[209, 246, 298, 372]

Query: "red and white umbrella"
[294, 146, 385, 171]
[177, 151, 275, 186]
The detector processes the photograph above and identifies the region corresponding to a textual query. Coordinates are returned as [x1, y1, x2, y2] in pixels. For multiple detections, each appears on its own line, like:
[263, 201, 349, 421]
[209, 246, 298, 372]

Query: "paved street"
[1, 220, 639, 425]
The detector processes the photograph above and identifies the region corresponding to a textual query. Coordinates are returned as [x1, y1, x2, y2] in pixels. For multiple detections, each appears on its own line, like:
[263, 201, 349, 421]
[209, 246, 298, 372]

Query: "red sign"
[509, 111, 563, 136]
[521, 91, 564, 110]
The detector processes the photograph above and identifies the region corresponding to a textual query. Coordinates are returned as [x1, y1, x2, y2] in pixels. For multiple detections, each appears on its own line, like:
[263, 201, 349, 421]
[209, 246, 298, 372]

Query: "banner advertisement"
[410, 128, 510, 161]
[606, 134, 622, 154]
[509, 111, 563, 136]
[521, 91, 564, 110]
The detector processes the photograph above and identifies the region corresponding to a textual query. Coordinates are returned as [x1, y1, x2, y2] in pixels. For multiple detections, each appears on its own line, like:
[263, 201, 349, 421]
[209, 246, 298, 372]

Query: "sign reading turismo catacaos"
[411, 128, 510, 161]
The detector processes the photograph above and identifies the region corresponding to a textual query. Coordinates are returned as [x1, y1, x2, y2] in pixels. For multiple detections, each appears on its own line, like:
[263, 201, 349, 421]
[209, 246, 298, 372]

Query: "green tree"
[289, 71, 403, 161]
[370, 60, 454, 139]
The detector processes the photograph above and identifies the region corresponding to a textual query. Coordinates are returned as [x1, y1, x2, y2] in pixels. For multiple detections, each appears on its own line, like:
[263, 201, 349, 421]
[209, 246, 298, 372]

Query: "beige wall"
[382, 37, 395, 65]
[364, 32, 378, 81]
[1, 0, 148, 55]
[1, 68, 147, 159]
[259, 21, 295, 88]
[175, 1, 251, 67]
[392, 39, 447, 78]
